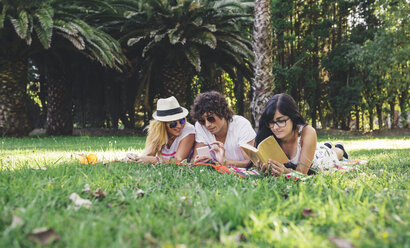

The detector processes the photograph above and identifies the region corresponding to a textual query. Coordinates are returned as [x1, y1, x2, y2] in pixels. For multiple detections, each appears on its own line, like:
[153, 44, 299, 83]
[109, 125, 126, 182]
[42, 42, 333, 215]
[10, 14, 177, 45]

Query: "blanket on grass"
[75, 153, 367, 181]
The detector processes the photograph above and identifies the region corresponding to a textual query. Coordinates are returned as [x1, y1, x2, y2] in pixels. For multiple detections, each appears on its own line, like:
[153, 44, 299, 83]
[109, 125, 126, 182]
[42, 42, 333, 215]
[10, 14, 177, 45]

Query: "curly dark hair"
[191, 91, 234, 122]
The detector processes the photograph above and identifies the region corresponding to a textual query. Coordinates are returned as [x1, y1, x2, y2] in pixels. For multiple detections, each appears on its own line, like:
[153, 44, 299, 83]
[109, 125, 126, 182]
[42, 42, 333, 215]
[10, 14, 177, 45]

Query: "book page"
[240, 144, 260, 165]
[257, 136, 289, 164]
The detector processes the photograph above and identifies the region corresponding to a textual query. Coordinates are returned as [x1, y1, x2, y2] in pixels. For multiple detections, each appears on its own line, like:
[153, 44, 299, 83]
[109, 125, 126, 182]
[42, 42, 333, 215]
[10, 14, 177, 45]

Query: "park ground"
[0, 133, 409, 247]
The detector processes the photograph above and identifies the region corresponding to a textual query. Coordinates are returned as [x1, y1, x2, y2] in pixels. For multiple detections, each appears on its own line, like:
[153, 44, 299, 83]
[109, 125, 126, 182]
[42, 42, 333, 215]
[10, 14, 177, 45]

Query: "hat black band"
[156, 107, 183, 116]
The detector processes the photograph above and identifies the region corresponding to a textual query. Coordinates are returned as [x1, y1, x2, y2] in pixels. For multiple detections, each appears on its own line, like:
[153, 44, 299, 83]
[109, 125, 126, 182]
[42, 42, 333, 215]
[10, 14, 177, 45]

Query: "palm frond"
[25, 14, 33, 45]
[53, 19, 79, 36]
[191, 31, 217, 49]
[0, 4, 8, 29]
[9, 10, 29, 39]
[127, 36, 145, 46]
[168, 24, 183, 45]
[34, 6, 54, 48]
[56, 31, 85, 50]
[142, 39, 157, 57]
[185, 46, 201, 72]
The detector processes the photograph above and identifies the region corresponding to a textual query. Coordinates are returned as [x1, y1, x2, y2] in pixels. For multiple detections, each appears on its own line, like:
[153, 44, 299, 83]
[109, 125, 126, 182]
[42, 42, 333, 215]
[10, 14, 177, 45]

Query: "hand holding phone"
[196, 146, 211, 157]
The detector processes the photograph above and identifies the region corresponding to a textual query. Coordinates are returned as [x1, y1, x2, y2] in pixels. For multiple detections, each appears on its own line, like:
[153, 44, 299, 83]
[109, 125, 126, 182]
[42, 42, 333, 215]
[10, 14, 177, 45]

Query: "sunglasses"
[198, 116, 216, 125]
[167, 118, 186, 129]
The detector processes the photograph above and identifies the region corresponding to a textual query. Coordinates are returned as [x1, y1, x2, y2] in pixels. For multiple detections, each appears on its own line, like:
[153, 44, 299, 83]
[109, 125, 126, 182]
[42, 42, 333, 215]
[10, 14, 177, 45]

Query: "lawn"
[0, 134, 409, 247]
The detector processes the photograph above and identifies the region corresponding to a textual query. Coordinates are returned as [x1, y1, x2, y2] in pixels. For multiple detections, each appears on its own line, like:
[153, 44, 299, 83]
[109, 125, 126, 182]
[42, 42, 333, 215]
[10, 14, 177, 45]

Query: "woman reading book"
[126, 96, 195, 164]
[191, 91, 256, 168]
[255, 93, 349, 176]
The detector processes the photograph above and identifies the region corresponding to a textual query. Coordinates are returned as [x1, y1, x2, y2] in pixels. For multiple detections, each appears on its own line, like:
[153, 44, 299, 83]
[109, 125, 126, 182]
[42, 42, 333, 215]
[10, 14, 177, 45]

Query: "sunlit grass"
[0, 135, 409, 247]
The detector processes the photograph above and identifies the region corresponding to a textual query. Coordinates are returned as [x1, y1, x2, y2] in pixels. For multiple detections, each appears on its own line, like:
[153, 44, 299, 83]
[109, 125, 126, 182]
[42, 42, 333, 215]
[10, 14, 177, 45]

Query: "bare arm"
[296, 125, 317, 174]
[210, 139, 255, 168]
[172, 133, 195, 161]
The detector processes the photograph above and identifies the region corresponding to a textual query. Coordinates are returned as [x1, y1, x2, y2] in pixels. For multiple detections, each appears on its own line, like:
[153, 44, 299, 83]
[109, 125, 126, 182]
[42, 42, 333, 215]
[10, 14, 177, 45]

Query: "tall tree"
[0, 0, 125, 136]
[251, 0, 274, 129]
[118, 0, 253, 106]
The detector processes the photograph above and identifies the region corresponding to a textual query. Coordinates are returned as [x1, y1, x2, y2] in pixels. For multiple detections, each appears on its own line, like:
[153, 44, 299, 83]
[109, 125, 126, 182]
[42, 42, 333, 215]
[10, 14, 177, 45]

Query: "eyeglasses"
[168, 118, 186, 129]
[198, 116, 216, 125]
[267, 118, 290, 128]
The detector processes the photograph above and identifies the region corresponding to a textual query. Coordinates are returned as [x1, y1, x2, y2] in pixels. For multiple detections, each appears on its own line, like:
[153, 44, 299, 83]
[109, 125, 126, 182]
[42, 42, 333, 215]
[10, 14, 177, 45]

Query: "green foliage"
[116, 0, 253, 97]
[0, 135, 409, 247]
[0, 0, 126, 68]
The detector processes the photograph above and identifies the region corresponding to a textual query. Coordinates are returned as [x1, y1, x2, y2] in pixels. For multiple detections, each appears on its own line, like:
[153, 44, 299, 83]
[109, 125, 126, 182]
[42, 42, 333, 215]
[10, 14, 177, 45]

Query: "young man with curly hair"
[191, 91, 255, 168]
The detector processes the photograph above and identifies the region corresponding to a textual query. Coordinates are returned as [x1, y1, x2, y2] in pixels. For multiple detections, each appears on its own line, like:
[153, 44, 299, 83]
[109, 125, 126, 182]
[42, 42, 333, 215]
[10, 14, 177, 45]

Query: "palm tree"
[0, 0, 125, 136]
[116, 0, 254, 105]
[251, 0, 274, 130]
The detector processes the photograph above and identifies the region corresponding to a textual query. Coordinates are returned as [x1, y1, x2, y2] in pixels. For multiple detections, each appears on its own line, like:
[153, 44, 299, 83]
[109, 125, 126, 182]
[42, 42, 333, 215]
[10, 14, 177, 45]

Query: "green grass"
[0, 135, 409, 247]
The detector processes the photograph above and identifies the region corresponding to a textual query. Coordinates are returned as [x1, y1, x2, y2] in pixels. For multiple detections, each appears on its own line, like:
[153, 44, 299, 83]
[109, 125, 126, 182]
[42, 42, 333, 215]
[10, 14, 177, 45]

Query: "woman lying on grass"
[127, 96, 195, 164]
[255, 93, 349, 176]
[191, 91, 256, 168]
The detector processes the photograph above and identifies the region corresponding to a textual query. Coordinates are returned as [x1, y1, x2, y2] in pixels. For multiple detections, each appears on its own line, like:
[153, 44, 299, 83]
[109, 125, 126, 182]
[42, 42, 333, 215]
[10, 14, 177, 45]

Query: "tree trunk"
[251, 0, 275, 130]
[158, 62, 193, 106]
[389, 101, 395, 129]
[355, 105, 360, 131]
[369, 108, 374, 131]
[376, 104, 383, 130]
[201, 65, 222, 92]
[0, 58, 32, 136]
[46, 68, 73, 135]
[234, 71, 245, 116]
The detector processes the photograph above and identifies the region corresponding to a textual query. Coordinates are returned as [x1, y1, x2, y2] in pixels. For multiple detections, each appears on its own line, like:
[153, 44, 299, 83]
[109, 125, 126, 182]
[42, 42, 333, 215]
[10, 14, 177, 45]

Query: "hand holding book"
[254, 159, 291, 176]
[240, 136, 289, 165]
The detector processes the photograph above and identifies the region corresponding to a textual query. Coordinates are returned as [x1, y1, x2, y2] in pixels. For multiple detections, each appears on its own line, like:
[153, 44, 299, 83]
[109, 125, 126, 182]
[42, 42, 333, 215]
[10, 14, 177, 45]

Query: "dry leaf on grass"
[11, 215, 24, 228]
[27, 227, 60, 245]
[82, 184, 90, 193]
[91, 189, 106, 199]
[392, 214, 405, 224]
[74, 153, 98, 165]
[135, 189, 145, 198]
[329, 236, 355, 248]
[69, 193, 92, 209]
[302, 208, 316, 217]
[144, 232, 157, 245]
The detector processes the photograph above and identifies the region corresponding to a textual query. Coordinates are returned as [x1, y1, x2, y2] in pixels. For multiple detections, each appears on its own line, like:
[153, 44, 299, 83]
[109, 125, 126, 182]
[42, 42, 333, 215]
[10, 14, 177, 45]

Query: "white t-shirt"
[161, 122, 195, 160]
[195, 115, 256, 161]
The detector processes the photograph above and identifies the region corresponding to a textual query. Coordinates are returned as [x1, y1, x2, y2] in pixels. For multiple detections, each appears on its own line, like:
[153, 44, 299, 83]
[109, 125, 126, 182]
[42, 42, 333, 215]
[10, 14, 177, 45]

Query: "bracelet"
[155, 156, 162, 164]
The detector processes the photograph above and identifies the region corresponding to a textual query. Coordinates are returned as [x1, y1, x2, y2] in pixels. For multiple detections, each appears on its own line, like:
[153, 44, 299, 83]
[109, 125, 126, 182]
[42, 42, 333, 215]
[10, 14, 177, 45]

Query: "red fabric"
[175, 162, 248, 178]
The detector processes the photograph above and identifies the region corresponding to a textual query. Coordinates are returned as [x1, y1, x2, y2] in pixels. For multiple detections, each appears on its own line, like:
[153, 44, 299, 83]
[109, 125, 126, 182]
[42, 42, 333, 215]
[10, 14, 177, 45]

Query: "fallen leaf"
[302, 208, 315, 217]
[86, 154, 98, 164]
[10, 215, 24, 228]
[136, 189, 145, 198]
[329, 236, 355, 248]
[144, 232, 157, 245]
[27, 227, 60, 245]
[77, 153, 98, 165]
[91, 189, 106, 199]
[82, 184, 90, 193]
[392, 214, 405, 224]
[69, 193, 92, 209]
[220, 233, 245, 244]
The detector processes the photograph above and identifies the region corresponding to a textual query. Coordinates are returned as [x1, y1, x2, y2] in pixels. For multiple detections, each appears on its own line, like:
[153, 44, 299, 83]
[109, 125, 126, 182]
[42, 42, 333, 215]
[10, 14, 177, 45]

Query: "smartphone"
[196, 146, 211, 157]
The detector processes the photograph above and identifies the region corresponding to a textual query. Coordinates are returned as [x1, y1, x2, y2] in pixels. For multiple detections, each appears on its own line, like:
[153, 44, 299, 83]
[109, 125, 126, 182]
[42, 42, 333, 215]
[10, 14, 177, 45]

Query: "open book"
[240, 136, 289, 164]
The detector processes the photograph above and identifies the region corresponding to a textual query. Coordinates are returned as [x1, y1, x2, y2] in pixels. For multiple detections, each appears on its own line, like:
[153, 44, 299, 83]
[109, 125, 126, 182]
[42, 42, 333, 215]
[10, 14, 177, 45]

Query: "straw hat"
[152, 96, 188, 122]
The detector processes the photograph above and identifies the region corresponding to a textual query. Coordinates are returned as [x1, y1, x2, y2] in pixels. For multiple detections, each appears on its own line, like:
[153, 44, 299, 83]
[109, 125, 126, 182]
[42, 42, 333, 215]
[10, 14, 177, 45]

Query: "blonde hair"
[143, 120, 168, 156]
